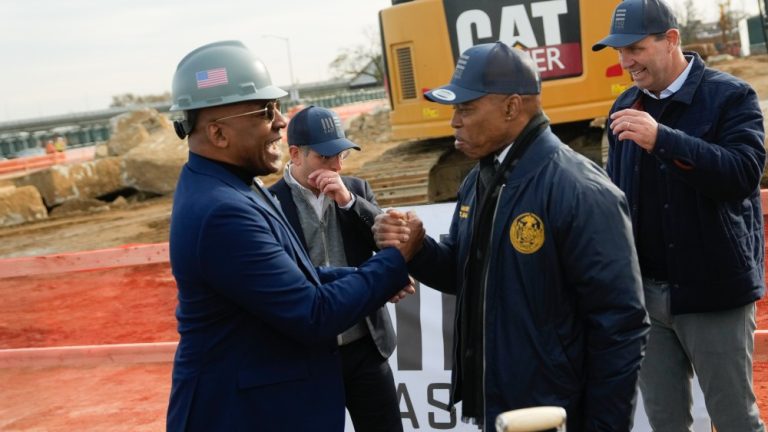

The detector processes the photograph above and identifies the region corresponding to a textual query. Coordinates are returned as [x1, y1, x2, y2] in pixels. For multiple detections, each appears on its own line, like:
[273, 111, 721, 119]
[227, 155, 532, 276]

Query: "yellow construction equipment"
[365, 0, 631, 205]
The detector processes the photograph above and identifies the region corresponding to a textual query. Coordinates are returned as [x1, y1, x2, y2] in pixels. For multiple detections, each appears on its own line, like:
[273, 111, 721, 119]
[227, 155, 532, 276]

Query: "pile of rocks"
[0, 108, 187, 227]
[0, 105, 400, 227]
[345, 106, 392, 146]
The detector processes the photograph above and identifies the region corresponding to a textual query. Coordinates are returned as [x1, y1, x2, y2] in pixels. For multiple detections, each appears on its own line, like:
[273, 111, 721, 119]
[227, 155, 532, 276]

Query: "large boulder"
[15, 157, 123, 207]
[106, 108, 173, 157]
[345, 107, 393, 146]
[0, 185, 47, 227]
[121, 127, 187, 195]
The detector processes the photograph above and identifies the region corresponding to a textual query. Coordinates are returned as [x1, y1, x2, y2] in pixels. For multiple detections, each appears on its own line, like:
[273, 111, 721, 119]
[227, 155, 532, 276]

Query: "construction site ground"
[2, 257, 768, 430]
[1, 55, 768, 431]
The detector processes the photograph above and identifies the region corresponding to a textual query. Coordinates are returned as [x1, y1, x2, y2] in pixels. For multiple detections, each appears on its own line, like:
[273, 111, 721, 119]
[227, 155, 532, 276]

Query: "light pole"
[262, 34, 299, 101]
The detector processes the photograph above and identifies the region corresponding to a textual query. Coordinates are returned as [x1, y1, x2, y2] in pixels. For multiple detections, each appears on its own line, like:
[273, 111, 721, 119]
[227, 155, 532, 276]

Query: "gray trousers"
[639, 278, 765, 432]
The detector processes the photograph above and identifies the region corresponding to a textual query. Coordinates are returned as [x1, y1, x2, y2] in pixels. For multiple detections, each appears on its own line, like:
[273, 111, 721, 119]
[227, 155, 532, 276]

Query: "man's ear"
[666, 28, 681, 49]
[288, 145, 302, 165]
[504, 94, 522, 120]
[206, 122, 228, 149]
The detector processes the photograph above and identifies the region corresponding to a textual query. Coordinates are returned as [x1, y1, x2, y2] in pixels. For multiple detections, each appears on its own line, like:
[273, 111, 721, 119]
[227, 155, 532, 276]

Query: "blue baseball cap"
[287, 106, 360, 156]
[424, 42, 540, 105]
[592, 0, 678, 51]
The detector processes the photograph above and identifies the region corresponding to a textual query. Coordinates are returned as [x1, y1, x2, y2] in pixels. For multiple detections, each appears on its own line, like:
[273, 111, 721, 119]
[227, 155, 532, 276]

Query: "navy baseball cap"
[592, 0, 678, 51]
[287, 106, 360, 156]
[424, 42, 540, 105]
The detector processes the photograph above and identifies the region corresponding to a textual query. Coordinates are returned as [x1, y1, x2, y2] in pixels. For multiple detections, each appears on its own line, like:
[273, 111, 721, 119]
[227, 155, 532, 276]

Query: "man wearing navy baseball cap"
[591, 0, 677, 51]
[286, 105, 361, 157]
[424, 41, 540, 104]
[595, 1, 766, 430]
[270, 105, 404, 432]
[375, 41, 648, 430]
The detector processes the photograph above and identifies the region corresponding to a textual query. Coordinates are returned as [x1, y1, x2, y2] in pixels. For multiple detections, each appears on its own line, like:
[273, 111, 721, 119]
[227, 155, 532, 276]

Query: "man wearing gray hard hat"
[373, 41, 648, 431]
[165, 41, 418, 431]
[594, 0, 766, 430]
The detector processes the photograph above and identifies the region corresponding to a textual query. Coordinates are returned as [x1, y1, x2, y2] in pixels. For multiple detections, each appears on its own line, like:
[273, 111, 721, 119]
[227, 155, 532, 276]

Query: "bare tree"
[676, 0, 704, 44]
[329, 28, 384, 84]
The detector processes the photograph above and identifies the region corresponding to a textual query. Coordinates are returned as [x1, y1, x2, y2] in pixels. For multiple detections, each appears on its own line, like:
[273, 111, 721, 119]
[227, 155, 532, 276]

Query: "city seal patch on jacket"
[509, 212, 544, 254]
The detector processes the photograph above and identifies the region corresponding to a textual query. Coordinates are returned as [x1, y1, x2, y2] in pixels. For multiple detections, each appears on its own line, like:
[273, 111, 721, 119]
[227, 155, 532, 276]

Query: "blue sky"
[0, 0, 760, 122]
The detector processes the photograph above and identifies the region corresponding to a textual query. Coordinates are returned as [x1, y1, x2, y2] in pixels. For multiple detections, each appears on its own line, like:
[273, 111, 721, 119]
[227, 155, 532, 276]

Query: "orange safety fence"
[333, 100, 387, 123]
[0, 146, 96, 176]
[0, 242, 169, 279]
[0, 242, 175, 368]
[285, 100, 387, 125]
[0, 342, 178, 369]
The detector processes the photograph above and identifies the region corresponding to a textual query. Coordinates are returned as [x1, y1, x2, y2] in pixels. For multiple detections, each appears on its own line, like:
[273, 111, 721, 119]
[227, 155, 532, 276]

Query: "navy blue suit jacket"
[270, 176, 397, 358]
[166, 153, 408, 431]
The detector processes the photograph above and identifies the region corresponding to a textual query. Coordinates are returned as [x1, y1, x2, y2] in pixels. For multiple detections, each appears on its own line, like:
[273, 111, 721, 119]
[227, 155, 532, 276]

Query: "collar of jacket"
[497, 127, 561, 185]
[187, 151, 255, 194]
[615, 51, 705, 111]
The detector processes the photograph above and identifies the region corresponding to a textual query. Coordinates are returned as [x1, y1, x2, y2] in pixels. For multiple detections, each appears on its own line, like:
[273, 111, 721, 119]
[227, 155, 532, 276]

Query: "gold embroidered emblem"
[509, 213, 545, 254]
[459, 205, 470, 219]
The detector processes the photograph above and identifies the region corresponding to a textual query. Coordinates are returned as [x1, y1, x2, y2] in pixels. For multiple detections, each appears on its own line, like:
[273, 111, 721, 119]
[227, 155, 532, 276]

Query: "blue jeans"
[639, 278, 764, 432]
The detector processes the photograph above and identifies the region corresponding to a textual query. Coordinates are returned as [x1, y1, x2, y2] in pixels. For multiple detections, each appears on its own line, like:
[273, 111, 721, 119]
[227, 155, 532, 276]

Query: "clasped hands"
[372, 209, 426, 303]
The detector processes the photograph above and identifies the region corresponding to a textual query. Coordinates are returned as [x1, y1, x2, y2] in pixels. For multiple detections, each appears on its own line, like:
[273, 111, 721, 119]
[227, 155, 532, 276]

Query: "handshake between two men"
[373, 209, 427, 303]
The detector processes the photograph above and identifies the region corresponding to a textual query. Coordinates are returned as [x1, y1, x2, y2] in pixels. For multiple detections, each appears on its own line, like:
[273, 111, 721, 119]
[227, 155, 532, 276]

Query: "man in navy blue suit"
[165, 41, 419, 431]
[270, 106, 402, 432]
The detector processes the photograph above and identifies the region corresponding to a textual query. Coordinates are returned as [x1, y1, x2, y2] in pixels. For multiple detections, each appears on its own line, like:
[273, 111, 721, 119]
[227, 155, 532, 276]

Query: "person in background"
[165, 40, 418, 431]
[373, 41, 649, 431]
[269, 105, 402, 432]
[53, 136, 67, 152]
[593, 0, 766, 430]
[44, 139, 56, 154]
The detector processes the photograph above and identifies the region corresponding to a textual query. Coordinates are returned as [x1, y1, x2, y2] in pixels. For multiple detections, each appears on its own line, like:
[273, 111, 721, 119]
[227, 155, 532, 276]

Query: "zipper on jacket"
[482, 184, 505, 424]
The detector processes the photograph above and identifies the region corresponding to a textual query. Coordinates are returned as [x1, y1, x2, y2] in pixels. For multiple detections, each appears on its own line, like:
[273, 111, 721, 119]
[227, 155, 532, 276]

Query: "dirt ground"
[1, 263, 767, 430]
[0, 263, 177, 349]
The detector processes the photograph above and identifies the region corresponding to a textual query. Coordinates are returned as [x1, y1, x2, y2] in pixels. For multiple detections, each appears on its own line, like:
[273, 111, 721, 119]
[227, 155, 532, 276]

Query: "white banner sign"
[346, 202, 711, 431]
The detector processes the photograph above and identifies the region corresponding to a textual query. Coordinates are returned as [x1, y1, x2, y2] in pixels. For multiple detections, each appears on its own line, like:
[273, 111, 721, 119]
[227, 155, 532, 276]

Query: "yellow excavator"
[361, 0, 632, 206]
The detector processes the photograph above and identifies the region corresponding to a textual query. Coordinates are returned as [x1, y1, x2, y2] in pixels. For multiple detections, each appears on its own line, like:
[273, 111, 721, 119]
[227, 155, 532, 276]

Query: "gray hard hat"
[170, 40, 287, 112]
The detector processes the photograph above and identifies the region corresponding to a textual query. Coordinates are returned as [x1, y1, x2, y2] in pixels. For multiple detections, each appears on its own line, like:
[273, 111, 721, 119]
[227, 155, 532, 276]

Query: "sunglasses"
[213, 101, 281, 123]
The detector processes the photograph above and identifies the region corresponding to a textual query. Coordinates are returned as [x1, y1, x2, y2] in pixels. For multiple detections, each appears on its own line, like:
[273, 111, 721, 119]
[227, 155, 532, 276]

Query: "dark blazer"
[270, 175, 396, 358]
[166, 153, 408, 431]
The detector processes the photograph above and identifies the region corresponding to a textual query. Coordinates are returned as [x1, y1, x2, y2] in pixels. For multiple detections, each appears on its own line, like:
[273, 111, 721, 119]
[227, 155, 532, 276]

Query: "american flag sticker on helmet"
[196, 68, 228, 89]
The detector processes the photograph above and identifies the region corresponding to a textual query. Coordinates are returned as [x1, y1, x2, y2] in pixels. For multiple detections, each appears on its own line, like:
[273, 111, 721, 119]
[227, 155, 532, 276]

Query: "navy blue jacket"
[270, 176, 396, 358]
[166, 153, 409, 431]
[606, 52, 766, 314]
[409, 128, 649, 431]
